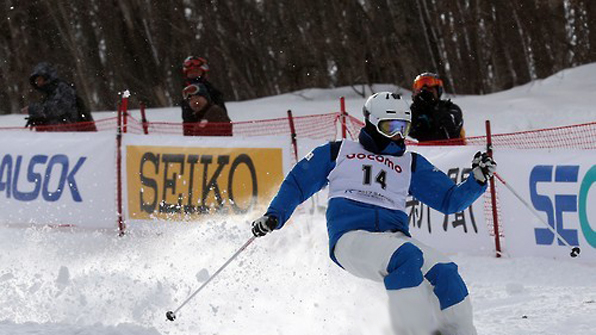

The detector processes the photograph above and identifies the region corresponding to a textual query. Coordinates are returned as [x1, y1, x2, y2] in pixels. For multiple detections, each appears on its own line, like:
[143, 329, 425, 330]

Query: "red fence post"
[116, 99, 125, 235]
[121, 91, 129, 134]
[486, 120, 502, 257]
[287, 110, 299, 162]
[140, 101, 149, 135]
[340, 96, 347, 139]
[117, 101, 122, 131]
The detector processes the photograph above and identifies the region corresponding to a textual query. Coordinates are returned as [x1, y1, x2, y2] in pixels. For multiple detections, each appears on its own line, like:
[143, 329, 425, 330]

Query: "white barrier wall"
[406, 146, 494, 256]
[0, 132, 116, 229]
[292, 142, 495, 256]
[1, 130, 594, 263]
[287, 140, 596, 261]
[400, 146, 596, 262]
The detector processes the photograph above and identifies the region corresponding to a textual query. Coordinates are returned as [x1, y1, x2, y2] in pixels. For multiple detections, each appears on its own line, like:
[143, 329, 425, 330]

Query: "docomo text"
[346, 153, 403, 173]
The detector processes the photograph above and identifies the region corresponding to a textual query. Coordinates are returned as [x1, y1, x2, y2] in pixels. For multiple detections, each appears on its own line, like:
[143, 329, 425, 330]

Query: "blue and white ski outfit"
[265, 133, 485, 335]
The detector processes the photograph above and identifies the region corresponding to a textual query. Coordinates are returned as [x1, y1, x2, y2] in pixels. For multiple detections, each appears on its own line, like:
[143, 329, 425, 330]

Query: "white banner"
[0, 132, 116, 229]
[1, 130, 593, 263]
[494, 149, 596, 262]
[407, 146, 494, 256]
[290, 141, 495, 255]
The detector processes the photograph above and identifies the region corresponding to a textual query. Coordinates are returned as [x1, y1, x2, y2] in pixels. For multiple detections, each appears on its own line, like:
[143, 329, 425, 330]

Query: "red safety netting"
[133, 113, 343, 139]
[6, 117, 120, 133]
[2, 112, 594, 150]
[409, 121, 596, 149]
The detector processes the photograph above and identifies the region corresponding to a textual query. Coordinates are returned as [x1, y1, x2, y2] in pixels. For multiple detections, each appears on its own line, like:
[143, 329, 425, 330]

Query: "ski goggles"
[376, 119, 411, 138]
[183, 84, 206, 99]
[412, 76, 443, 93]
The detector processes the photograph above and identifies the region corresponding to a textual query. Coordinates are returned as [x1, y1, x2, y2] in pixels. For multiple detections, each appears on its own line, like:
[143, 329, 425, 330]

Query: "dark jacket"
[409, 98, 464, 142]
[182, 102, 232, 136]
[26, 62, 96, 131]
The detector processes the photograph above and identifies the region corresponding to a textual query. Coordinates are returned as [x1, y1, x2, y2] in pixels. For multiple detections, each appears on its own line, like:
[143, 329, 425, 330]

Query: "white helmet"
[363, 92, 412, 138]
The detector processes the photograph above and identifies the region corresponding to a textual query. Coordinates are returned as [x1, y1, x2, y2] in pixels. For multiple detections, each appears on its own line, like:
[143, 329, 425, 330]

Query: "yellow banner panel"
[126, 146, 284, 220]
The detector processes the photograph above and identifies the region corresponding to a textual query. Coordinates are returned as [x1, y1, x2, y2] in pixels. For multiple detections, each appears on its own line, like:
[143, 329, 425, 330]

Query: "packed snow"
[0, 63, 595, 335]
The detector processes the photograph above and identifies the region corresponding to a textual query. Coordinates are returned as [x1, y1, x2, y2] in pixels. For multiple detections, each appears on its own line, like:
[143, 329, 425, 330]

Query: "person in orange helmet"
[409, 72, 465, 143]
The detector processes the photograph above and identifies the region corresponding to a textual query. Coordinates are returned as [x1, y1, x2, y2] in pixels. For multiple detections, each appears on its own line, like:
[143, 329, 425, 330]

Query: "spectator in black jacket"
[22, 62, 96, 132]
[409, 72, 464, 143]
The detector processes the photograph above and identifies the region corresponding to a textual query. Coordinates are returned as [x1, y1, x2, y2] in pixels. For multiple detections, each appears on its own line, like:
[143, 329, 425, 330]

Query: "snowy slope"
[0, 64, 595, 335]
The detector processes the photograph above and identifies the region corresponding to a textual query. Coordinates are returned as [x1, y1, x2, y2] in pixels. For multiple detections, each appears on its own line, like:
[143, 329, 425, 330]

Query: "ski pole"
[166, 235, 257, 321]
[494, 172, 581, 258]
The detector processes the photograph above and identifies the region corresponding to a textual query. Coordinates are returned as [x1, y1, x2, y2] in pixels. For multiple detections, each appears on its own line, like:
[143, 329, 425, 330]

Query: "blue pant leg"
[384, 242, 424, 290]
[425, 262, 469, 310]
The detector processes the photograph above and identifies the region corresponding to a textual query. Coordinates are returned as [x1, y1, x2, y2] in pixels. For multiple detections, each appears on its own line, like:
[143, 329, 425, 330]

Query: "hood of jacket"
[29, 62, 59, 91]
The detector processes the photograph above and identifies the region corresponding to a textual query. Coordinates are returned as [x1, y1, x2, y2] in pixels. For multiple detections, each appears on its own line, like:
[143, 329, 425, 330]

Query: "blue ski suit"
[265, 139, 486, 265]
[261, 126, 486, 335]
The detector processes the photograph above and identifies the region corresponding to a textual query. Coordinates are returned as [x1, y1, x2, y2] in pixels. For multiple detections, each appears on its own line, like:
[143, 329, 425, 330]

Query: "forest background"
[0, 0, 594, 114]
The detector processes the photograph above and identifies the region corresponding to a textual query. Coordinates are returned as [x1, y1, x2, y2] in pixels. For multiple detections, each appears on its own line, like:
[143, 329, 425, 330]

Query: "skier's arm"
[409, 153, 486, 214]
[265, 142, 336, 229]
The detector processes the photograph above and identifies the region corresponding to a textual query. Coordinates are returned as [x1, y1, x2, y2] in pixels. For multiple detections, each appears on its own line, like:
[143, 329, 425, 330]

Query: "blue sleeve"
[266, 142, 336, 228]
[409, 153, 486, 214]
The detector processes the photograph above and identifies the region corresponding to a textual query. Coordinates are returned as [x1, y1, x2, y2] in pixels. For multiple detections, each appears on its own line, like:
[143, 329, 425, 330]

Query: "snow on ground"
[1, 215, 595, 335]
[0, 63, 595, 335]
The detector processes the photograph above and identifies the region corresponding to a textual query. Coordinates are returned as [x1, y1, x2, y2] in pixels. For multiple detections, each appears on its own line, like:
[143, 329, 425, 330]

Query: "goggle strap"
[183, 85, 201, 99]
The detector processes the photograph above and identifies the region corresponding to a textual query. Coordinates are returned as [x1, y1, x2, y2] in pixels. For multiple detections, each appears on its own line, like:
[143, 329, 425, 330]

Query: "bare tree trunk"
[1, 0, 596, 114]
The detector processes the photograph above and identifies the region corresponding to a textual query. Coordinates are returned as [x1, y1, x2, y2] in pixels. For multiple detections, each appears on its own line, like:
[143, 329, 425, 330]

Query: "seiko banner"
[0, 132, 116, 229]
[122, 134, 290, 222]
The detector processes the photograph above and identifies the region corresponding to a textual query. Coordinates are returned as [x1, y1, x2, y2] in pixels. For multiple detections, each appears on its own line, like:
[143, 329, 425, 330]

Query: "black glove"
[251, 215, 279, 237]
[414, 89, 437, 104]
[471, 151, 497, 184]
[25, 114, 47, 128]
[25, 104, 47, 128]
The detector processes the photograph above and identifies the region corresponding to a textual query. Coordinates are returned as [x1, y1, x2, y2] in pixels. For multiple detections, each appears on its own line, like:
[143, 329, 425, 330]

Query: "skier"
[251, 92, 496, 335]
[409, 72, 464, 143]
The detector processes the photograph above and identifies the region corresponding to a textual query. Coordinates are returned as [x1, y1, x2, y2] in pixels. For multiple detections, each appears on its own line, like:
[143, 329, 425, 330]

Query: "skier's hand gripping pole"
[471, 151, 497, 185]
[251, 215, 278, 237]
